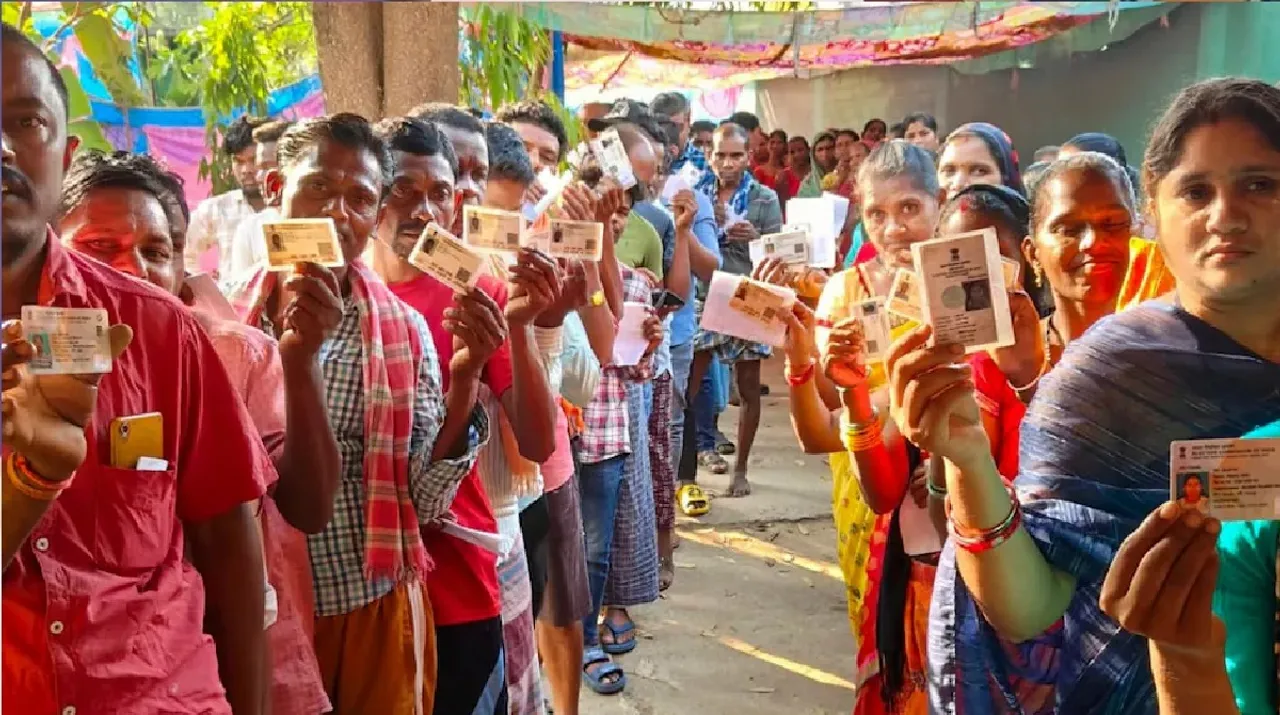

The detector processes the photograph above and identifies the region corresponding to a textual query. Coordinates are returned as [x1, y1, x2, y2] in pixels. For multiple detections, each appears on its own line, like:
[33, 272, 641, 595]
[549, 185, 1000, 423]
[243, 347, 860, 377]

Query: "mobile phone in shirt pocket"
[109, 412, 164, 469]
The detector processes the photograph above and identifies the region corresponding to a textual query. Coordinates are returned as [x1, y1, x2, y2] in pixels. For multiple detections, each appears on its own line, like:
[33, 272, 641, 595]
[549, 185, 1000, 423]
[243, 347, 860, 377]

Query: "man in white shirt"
[223, 119, 294, 283]
[185, 114, 269, 277]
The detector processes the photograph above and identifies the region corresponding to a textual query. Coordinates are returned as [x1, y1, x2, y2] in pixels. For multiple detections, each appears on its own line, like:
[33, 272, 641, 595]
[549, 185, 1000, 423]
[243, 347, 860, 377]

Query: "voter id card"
[21, 306, 113, 375]
[409, 223, 483, 294]
[547, 218, 604, 261]
[1170, 437, 1280, 521]
[728, 277, 791, 326]
[261, 218, 345, 270]
[749, 230, 810, 267]
[589, 128, 637, 189]
[462, 205, 524, 254]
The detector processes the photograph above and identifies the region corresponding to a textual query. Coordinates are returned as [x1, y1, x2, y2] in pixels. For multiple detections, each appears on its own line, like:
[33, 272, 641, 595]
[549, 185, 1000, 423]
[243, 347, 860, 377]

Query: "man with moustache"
[364, 115, 559, 715]
[409, 103, 491, 239]
[2, 24, 270, 715]
[224, 113, 494, 713]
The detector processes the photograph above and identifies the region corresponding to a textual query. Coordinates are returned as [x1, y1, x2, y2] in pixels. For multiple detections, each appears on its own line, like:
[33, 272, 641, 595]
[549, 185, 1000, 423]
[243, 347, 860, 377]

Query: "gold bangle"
[840, 410, 884, 452]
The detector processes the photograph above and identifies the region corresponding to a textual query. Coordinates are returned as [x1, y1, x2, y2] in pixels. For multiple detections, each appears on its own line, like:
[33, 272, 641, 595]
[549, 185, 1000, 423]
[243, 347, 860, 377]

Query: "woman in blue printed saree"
[889, 78, 1280, 714]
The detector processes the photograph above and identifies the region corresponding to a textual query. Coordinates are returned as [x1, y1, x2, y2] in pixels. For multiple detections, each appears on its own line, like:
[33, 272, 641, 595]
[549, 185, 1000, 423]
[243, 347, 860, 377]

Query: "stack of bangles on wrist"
[944, 483, 1021, 553]
[785, 359, 816, 386]
[840, 409, 883, 452]
[5, 452, 67, 501]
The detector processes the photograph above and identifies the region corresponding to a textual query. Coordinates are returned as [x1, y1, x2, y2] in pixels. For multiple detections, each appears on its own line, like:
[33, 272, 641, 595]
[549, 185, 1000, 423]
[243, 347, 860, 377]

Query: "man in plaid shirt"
[578, 258, 662, 695]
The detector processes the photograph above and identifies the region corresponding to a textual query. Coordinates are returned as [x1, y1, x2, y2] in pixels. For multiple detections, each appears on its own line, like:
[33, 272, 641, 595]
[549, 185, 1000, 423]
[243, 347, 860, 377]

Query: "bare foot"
[659, 555, 675, 591]
[724, 471, 752, 497]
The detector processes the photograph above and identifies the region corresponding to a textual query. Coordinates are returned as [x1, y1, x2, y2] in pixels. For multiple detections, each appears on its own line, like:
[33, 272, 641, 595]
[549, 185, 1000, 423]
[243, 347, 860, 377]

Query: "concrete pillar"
[312, 2, 459, 119]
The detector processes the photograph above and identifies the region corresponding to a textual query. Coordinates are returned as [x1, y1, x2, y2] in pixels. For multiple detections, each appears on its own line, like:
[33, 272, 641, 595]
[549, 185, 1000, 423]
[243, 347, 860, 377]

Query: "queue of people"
[3, 19, 1280, 715]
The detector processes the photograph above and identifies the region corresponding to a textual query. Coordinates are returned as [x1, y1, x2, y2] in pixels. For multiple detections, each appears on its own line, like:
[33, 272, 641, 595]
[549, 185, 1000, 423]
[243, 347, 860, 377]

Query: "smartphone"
[651, 289, 686, 311]
[109, 412, 164, 469]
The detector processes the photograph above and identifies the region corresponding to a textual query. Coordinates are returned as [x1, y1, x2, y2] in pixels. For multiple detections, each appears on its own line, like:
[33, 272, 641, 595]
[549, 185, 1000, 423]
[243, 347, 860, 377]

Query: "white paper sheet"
[698, 271, 796, 348]
[614, 301, 652, 366]
[785, 196, 840, 268]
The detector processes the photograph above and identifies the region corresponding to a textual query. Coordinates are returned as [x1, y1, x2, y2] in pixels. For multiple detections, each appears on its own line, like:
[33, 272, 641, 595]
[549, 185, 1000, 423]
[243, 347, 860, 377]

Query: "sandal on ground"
[582, 646, 626, 695]
[698, 450, 729, 475]
[715, 435, 736, 455]
[600, 614, 638, 655]
[677, 483, 711, 516]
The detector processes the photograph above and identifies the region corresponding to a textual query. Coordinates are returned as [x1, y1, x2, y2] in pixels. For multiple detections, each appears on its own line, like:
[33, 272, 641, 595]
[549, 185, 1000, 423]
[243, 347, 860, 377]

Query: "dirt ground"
[580, 358, 856, 715]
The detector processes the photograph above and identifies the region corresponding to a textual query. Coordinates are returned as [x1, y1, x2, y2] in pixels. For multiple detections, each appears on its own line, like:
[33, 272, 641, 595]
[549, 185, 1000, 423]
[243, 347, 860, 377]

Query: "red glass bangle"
[785, 360, 816, 386]
[945, 484, 1022, 554]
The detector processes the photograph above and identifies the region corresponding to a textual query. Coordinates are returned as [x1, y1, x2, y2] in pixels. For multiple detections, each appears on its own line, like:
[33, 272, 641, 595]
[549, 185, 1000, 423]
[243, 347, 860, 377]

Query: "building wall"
[756, 4, 1279, 167]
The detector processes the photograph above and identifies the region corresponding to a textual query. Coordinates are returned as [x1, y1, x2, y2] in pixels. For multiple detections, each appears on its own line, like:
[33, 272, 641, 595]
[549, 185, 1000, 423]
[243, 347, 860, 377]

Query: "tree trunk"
[312, 2, 459, 119]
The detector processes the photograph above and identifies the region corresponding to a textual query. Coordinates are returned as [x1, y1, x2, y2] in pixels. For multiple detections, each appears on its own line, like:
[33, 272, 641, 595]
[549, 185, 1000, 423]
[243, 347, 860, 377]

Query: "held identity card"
[547, 218, 604, 261]
[699, 271, 796, 348]
[911, 227, 1014, 353]
[589, 128, 637, 189]
[261, 218, 345, 270]
[853, 297, 894, 362]
[408, 223, 483, 294]
[21, 306, 113, 375]
[462, 205, 524, 254]
[1170, 438, 1280, 521]
[749, 230, 810, 267]
[660, 162, 704, 202]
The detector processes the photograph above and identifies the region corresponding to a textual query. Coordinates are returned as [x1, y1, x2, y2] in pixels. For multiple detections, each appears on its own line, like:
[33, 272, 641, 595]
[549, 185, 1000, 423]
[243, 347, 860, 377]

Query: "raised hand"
[2, 319, 134, 481]
[1099, 501, 1223, 655]
[671, 189, 697, 233]
[506, 248, 562, 327]
[535, 260, 587, 329]
[559, 183, 596, 223]
[988, 291, 1045, 388]
[278, 263, 343, 366]
[446, 288, 508, 383]
[819, 317, 871, 390]
[752, 256, 793, 290]
[884, 324, 989, 469]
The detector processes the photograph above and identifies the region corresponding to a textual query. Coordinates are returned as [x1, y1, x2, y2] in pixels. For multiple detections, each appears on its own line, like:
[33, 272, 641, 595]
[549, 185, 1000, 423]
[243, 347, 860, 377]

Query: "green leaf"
[72, 12, 145, 106]
[57, 65, 93, 119]
[68, 119, 112, 153]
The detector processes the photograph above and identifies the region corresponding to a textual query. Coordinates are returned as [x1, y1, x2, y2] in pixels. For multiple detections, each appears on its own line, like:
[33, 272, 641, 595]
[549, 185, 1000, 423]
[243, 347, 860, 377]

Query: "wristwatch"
[588, 289, 606, 307]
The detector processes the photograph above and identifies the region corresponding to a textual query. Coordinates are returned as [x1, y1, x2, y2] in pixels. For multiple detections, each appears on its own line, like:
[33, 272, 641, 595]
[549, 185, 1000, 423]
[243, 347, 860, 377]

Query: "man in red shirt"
[2, 24, 270, 714]
[367, 115, 559, 714]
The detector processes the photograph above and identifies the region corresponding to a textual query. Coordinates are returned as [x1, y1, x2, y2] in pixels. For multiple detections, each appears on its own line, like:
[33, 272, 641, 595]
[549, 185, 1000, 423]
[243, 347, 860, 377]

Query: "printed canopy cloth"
[517, 1, 1167, 71]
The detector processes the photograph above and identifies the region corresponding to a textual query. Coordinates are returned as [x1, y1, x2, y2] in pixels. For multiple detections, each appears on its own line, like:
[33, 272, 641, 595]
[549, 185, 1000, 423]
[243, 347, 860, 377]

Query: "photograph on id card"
[462, 205, 524, 254]
[1170, 437, 1280, 521]
[911, 227, 1014, 352]
[885, 269, 923, 324]
[409, 223, 483, 294]
[21, 306, 113, 375]
[547, 218, 604, 261]
[261, 218, 345, 269]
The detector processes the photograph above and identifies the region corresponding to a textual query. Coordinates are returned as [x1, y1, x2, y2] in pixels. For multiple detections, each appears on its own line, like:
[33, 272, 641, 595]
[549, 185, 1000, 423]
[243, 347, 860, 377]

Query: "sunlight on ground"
[716, 635, 856, 691]
[678, 526, 844, 582]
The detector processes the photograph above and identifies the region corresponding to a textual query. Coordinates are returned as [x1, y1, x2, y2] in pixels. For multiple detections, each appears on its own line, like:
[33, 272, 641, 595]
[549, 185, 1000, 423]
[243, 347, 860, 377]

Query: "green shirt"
[1214, 419, 1280, 715]
[613, 211, 664, 279]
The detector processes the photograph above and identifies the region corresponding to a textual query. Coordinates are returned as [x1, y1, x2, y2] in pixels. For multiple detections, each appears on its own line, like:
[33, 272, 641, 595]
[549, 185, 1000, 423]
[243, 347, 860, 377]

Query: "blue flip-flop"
[582, 646, 626, 695]
[600, 616, 638, 655]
